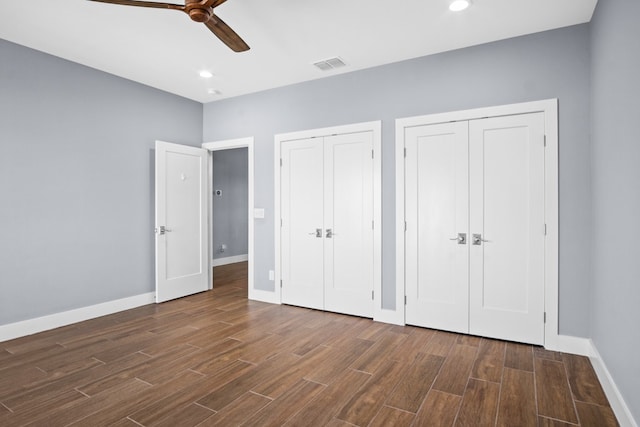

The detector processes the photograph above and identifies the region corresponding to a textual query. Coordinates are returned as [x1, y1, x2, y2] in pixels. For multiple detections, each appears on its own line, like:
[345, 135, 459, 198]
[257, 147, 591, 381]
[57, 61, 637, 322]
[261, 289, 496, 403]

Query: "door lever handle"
[449, 233, 466, 244]
[158, 225, 172, 235]
[472, 233, 490, 245]
[326, 228, 335, 238]
[308, 228, 322, 238]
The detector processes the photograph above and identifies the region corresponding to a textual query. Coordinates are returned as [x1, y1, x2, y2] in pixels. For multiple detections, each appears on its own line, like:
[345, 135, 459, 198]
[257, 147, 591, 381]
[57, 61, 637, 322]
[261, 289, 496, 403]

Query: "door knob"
[449, 233, 466, 244]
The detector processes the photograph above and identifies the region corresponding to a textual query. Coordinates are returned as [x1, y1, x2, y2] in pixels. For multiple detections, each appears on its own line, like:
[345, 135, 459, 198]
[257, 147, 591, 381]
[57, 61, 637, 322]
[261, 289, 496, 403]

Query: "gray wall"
[203, 24, 592, 338]
[0, 40, 203, 326]
[211, 148, 248, 259]
[2, 9, 637, 418]
[590, 0, 640, 420]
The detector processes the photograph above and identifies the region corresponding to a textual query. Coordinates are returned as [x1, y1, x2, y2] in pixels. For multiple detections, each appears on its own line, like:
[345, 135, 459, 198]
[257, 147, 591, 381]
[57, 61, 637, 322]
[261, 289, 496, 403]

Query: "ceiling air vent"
[313, 57, 347, 71]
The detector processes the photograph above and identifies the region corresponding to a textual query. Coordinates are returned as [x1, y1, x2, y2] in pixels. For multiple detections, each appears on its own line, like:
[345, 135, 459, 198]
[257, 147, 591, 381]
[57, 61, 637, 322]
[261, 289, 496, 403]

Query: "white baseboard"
[248, 287, 280, 305]
[0, 292, 155, 343]
[551, 334, 593, 356]
[540, 335, 637, 426]
[211, 254, 248, 267]
[588, 339, 638, 427]
[374, 308, 405, 325]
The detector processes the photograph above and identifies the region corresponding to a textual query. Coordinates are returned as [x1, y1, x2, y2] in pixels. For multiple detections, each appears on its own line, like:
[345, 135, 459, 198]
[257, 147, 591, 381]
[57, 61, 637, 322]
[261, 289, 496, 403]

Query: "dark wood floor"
[0, 262, 618, 426]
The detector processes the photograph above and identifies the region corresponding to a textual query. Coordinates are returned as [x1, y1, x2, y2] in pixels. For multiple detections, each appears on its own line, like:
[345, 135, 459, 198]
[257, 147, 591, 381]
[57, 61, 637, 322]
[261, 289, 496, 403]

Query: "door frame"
[395, 99, 560, 349]
[274, 121, 382, 318]
[202, 137, 255, 297]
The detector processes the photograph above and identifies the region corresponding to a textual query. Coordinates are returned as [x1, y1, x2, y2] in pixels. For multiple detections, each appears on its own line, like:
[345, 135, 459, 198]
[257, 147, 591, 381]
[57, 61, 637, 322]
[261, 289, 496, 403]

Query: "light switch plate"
[253, 208, 265, 219]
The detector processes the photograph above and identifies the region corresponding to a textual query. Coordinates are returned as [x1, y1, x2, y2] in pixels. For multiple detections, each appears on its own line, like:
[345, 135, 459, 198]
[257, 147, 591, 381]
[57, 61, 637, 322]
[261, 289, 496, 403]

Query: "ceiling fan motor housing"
[185, 0, 212, 22]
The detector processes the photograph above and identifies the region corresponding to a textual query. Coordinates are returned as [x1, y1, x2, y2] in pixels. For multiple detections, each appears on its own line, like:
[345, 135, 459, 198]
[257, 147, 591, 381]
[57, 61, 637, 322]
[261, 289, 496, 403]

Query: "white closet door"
[281, 138, 324, 310]
[324, 132, 374, 317]
[469, 113, 545, 345]
[405, 122, 469, 333]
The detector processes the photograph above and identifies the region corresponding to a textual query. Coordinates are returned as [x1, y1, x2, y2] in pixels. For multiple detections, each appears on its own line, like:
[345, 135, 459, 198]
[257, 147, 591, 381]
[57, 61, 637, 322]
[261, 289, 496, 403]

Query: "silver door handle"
[472, 233, 489, 245]
[308, 228, 322, 238]
[158, 225, 172, 235]
[449, 233, 466, 244]
[326, 228, 335, 238]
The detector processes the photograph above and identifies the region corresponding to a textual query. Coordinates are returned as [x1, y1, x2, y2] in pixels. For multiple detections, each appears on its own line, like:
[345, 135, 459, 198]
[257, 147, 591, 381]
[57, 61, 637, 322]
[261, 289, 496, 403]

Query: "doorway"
[210, 147, 249, 288]
[202, 137, 255, 297]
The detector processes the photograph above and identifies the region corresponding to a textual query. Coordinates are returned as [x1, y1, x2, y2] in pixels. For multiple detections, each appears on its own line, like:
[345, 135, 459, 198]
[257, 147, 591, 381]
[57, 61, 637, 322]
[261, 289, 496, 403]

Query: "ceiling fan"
[86, 0, 250, 52]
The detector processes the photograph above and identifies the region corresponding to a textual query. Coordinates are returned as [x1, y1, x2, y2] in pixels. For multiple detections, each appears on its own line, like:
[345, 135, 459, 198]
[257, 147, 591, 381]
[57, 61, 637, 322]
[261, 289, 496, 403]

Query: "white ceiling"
[0, 0, 597, 103]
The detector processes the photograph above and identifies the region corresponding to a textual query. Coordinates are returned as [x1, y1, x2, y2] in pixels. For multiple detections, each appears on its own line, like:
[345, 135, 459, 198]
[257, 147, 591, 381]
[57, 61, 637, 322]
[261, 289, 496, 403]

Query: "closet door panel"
[324, 132, 374, 317]
[469, 113, 545, 345]
[281, 138, 324, 310]
[405, 122, 469, 333]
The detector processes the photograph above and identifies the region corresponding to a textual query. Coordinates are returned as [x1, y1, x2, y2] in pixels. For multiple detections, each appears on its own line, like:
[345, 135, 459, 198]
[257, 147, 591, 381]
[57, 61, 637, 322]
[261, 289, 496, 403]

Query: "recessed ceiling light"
[449, 0, 471, 12]
[207, 89, 220, 95]
[199, 70, 214, 78]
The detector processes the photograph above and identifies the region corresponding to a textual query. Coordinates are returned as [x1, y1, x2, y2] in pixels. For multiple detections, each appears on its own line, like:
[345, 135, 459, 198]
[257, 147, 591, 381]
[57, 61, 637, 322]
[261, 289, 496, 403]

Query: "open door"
[155, 140, 209, 303]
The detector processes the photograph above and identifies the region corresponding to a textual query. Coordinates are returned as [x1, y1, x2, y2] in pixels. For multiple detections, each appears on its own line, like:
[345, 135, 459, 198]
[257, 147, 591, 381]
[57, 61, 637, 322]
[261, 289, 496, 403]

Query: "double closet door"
[405, 112, 545, 345]
[281, 131, 374, 318]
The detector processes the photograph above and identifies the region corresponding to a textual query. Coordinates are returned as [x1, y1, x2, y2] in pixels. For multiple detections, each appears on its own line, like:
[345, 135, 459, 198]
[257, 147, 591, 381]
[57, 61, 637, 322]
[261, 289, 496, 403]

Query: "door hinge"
[404, 147, 407, 158]
[280, 158, 283, 167]
[544, 224, 547, 235]
[372, 220, 374, 230]
[544, 312, 547, 323]
[404, 295, 407, 305]
[371, 149, 374, 159]
[404, 221, 407, 232]
[371, 290, 374, 300]
[543, 135, 547, 147]
[280, 279, 283, 288]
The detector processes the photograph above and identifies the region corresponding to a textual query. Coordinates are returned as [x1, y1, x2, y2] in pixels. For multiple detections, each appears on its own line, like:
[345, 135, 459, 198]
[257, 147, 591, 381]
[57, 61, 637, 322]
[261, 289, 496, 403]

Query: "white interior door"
[469, 113, 545, 344]
[155, 141, 209, 303]
[405, 122, 470, 333]
[324, 132, 374, 317]
[280, 138, 324, 310]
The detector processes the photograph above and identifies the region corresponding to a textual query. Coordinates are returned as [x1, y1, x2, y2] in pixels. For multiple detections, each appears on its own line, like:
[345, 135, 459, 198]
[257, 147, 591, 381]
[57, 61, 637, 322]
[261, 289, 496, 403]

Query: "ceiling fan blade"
[86, 0, 185, 11]
[203, 0, 228, 8]
[204, 13, 249, 52]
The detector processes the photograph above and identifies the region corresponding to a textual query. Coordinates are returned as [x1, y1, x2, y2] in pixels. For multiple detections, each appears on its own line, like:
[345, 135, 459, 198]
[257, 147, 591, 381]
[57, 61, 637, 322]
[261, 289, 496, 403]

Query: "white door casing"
[469, 113, 546, 345]
[155, 141, 209, 303]
[202, 137, 256, 301]
[405, 121, 469, 333]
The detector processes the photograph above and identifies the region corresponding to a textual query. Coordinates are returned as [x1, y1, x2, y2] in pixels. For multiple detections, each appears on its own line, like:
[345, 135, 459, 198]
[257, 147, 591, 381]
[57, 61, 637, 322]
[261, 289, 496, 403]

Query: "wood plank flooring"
[0, 262, 618, 426]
